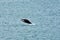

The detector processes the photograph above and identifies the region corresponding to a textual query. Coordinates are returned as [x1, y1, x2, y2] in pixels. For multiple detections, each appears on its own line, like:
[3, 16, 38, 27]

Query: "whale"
[21, 18, 35, 25]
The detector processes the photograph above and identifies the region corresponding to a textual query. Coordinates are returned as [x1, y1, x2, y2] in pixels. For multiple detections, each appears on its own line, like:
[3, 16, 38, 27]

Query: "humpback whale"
[21, 18, 32, 24]
[21, 18, 35, 25]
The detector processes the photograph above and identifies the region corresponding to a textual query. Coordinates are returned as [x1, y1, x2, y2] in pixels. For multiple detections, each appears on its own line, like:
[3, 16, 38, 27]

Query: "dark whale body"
[21, 19, 32, 24]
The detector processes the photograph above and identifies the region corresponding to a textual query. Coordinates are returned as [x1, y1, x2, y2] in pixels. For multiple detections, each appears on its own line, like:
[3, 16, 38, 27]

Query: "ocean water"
[0, 0, 60, 40]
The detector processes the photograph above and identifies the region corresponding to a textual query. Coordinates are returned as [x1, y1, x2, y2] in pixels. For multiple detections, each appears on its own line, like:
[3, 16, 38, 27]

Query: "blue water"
[0, 0, 60, 40]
